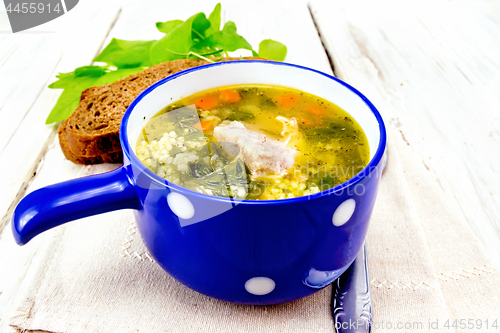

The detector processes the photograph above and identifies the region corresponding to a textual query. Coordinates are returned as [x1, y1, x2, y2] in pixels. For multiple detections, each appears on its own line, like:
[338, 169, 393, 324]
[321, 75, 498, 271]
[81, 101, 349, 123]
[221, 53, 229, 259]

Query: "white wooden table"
[1, 0, 499, 331]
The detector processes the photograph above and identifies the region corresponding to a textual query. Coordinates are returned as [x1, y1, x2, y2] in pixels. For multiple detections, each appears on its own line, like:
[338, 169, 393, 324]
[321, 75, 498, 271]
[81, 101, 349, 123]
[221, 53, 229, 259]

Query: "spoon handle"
[332, 243, 372, 333]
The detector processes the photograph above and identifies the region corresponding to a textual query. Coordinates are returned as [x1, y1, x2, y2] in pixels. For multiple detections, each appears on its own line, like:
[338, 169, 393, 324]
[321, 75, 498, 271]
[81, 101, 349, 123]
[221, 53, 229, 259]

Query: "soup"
[135, 85, 369, 200]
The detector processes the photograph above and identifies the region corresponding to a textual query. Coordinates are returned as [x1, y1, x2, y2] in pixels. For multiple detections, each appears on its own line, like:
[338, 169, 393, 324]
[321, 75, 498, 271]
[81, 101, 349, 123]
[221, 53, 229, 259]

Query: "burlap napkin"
[7, 130, 500, 332]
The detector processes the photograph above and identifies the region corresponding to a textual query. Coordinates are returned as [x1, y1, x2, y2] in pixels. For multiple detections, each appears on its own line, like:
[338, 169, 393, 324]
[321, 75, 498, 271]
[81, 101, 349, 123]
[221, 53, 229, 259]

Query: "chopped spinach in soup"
[136, 85, 369, 200]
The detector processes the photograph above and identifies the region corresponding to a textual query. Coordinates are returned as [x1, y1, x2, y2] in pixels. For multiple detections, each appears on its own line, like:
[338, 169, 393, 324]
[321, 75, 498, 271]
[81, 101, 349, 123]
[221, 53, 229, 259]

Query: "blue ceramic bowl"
[13, 61, 386, 305]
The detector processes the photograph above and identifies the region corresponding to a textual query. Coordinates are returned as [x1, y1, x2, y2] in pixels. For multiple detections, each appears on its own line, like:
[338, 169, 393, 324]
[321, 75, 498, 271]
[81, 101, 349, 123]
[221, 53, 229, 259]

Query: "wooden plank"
[0, 37, 61, 153]
[223, 0, 332, 74]
[0, 5, 11, 32]
[309, 0, 500, 263]
[0, 0, 122, 151]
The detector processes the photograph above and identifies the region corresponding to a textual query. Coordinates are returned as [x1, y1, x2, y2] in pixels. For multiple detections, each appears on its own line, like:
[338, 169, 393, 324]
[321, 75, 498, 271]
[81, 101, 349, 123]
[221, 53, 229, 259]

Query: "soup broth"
[136, 85, 369, 200]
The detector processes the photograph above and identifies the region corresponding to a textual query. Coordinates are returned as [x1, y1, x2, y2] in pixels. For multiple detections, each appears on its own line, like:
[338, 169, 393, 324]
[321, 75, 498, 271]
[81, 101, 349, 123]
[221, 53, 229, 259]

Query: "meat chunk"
[213, 121, 297, 177]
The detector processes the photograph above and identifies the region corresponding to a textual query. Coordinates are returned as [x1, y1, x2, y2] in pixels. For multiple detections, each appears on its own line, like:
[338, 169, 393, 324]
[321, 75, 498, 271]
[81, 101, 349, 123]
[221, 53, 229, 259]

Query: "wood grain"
[223, 0, 332, 74]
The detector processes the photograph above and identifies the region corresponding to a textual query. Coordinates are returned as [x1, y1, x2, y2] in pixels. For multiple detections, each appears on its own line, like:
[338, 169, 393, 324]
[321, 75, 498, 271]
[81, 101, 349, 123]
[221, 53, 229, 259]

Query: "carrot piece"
[220, 90, 241, 103]
[194, 95, 219, 110]
[298, 116, 313, 125]
[193, 120, 213, 131]
[199, 120, 213, 131]
[276, 95, 299, 109]
[306, 104, 327, 116]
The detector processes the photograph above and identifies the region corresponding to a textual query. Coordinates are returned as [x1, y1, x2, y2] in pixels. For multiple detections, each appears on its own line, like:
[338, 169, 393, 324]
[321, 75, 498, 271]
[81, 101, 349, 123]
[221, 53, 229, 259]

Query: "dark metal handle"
[331, 143, 386, 331]
[332, 244, 372, 333]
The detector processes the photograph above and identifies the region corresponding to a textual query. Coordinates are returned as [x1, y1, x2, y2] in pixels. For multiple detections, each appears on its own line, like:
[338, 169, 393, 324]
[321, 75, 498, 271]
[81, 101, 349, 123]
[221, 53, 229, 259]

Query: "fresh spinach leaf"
[93, 38, 155, 68]
[258, 39, 287, 61]
[74, 65, 108, 78]
[46, 66, 145, 124]
[208, 21, 254, 53]
[192, 13, 211, 40]
[206, 3, 221, 36]
[156, 19, 184, 34]
[150, 13, 207, 64]
[48, 67, 105, 89]
[48, 72, 78, 89]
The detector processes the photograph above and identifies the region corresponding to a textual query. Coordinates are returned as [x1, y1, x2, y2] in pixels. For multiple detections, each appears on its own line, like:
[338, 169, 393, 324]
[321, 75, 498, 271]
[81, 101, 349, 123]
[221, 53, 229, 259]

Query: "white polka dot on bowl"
[332, 198, 356, 227]
[167, 192, 195, 219]
[245, 277, 275, 295]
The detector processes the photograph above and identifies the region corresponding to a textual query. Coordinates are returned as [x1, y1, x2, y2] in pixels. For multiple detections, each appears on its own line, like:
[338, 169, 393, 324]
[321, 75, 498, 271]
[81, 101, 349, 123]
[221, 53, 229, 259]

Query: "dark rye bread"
[64, 57, 263, 159]
[58, 119, 122, 164]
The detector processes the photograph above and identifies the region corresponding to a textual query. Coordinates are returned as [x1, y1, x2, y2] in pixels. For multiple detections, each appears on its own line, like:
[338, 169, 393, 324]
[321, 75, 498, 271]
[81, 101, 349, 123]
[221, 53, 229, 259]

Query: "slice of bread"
[58, 119, 122, 164]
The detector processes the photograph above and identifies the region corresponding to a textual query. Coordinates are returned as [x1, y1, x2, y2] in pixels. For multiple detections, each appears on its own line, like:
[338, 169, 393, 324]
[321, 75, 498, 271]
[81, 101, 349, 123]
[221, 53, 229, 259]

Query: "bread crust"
[58, 119, 123, 164]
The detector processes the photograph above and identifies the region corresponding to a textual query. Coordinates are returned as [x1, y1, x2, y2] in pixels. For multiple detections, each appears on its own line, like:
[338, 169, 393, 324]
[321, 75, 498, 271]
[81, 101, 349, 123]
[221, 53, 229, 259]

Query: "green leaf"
[258, 39, 287, 61]
[46, 67, 143, 124]
[208, 21, 253, 52]
[48, 66, 105, 90]
[205, 3, 221, 36]
[48, 72, 76, 89]
[94, 38, 155, 68]
[190, 38, 223, 57]
[54, 71, 73, 80]
[74, 65, 108, 78]
[156, 19, 183, 34]
[149, 13, 206, 64]
[45, 76, 101, 124]
[192, 13, 211, 40]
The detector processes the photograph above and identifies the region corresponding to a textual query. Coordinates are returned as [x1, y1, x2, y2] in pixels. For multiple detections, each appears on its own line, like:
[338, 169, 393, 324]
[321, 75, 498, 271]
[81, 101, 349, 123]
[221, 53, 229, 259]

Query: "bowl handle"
[12, 166, 140, 245]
